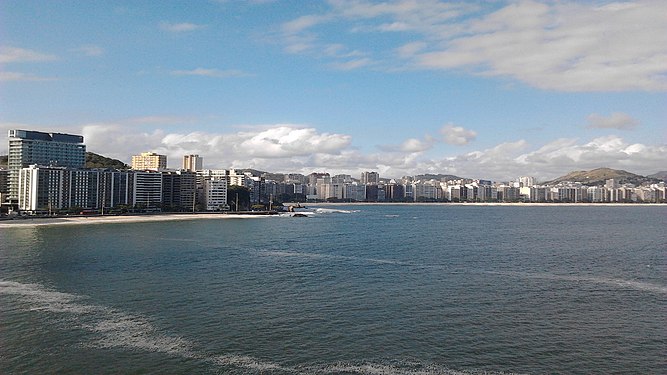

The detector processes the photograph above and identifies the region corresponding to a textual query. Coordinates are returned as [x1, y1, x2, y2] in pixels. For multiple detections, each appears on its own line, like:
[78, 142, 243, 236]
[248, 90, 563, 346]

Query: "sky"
[1, 0, 665, 181]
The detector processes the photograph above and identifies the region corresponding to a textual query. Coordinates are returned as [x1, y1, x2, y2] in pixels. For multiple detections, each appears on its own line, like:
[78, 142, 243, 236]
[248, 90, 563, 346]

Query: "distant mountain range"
[544, 167, 663, 185]
[647, 171, 667, 180]
[0, 154, 665, 185]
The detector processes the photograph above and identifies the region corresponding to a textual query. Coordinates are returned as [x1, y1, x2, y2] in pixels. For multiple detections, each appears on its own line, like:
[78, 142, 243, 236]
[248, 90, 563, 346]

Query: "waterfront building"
[203, 178, 228, 211]
[344, 183, 366, 202]
[227, 169, 246, 187]
[316, 176, 332, 200]
[182, 154, 203, 172]
[162, 170, 197, 211]
[361, 171, 380, 185]
[131, 171, 163, 208]
[519, 176, 535, 187]
[7, 129, 86, 201]
[0, 169, 8, 204]
[384, 183, 405, 201]
[131, 152, 167, 171]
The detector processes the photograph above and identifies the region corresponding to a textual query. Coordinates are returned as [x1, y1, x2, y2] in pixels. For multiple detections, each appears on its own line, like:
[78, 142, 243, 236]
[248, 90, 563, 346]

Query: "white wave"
[1, 280, 527, 374]
[0, 280, 195, 357]
[210, 354, 289, 372]
[307, 361, 524, 375]
[314, 208, 359, 214]
[491, 271, 667, 294]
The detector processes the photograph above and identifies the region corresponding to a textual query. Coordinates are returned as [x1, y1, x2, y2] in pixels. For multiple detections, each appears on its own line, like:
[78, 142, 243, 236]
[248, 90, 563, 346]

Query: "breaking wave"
[0, 280, 522, 374]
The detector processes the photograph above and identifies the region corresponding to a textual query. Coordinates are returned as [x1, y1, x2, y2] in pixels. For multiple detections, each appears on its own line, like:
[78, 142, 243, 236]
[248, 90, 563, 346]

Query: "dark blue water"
[1, 205, 666, 374]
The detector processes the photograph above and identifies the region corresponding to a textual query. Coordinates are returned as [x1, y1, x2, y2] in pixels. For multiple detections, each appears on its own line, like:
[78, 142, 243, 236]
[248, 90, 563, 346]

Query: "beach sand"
[0, 213, 275, 228]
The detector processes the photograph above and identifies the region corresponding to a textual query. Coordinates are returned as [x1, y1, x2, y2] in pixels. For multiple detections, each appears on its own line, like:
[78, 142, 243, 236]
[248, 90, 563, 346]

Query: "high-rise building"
[131, 152, 167, 171]
[182, 154, 203, 172]
[518, 176, 535, 187]
[7, 129, 86, 201]
[361, 171, 379, 185]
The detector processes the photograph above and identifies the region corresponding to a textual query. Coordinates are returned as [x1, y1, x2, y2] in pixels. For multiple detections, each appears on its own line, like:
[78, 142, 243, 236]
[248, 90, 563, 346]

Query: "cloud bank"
[2, 120, 661, 182]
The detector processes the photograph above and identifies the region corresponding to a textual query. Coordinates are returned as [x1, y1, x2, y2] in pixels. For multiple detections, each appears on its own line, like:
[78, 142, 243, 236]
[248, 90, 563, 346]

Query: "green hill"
[545, 167, 657, 186]
[86, 152, 129, 169]
[0, 155, 7, 168]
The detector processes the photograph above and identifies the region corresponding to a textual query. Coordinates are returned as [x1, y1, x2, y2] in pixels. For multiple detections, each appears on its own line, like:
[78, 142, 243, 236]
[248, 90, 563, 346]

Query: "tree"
[227, 185, 251, 211]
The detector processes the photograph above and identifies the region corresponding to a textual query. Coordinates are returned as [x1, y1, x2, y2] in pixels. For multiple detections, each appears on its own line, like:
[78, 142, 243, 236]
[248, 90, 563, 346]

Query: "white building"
[204, 178, 228, 211]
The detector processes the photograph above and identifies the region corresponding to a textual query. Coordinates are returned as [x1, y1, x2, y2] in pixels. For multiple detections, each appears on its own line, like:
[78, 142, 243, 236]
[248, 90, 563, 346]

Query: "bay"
[1, 205, 665, 374]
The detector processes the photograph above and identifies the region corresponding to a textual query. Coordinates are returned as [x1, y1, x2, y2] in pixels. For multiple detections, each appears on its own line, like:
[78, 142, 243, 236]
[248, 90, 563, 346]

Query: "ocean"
[1, 205, 665, 374]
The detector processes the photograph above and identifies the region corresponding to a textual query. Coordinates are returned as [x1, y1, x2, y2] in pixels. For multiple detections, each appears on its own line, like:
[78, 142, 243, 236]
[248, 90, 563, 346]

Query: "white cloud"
[440, 124, 477, 145]
[73, 45, 105, 57]
[399, 136, 435, 153]
[280, 0, 667, 91]
[160, 22, 206, 32]
[0, 46, 57, 63]
[170, 68, 250, 78]
[586, 112, 639, 130]
[328, 58, 373, 70]
[0, 71, 57, 82]
[3, 121, 664, 182]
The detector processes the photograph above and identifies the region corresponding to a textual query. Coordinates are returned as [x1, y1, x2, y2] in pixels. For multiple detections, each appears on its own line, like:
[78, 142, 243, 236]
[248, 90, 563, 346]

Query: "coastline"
[2, 202, 664, 228]
[0, 213, 276, 228]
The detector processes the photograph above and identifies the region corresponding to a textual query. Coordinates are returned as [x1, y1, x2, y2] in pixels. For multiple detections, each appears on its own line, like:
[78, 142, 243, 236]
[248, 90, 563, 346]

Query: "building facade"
[131, 152, 167, 171]
[182, 154, 203, 172]
[7, 129, 86, 201]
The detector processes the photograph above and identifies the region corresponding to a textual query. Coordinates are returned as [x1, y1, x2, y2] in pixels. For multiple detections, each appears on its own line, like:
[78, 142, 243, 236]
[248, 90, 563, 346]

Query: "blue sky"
[1, 0, 665, 181]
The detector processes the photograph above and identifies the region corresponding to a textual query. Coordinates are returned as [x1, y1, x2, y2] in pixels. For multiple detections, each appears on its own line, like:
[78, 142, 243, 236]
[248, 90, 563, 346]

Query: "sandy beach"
[0, 213, 277, 228]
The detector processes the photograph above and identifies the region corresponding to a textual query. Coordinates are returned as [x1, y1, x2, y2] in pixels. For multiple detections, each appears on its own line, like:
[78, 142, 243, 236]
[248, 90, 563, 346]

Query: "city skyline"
[1, 1, 666, 181]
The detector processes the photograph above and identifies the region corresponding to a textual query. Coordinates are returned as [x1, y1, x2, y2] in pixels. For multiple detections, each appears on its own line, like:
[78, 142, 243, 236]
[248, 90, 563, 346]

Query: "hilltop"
[545, 167, 659, 186]
[0, 152, 129, 169]
[647, 171, 667, 181]
[85, 152, 129, 169]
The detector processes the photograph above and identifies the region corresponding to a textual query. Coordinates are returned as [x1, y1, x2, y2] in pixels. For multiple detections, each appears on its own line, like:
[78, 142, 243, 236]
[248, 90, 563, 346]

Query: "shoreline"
[0, 212, 277, 228]
[1, 202, 664, 228]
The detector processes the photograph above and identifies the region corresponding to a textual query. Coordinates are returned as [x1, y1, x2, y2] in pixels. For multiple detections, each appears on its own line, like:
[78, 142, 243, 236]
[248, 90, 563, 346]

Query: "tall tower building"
[131, 152, 167, 171]
[361, 171, 380, 185]
[7, 129, 86, 201]
[182, 154, 203, 172]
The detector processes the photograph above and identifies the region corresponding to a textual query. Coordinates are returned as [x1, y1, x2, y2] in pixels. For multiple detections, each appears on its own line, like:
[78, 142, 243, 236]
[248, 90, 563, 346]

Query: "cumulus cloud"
[280, 1, 667, 91]
[170, 68, 250, 78]
[586, 112, 639, 130]
[440, 124, 477, 145]
[3, 120, 664, 182]
[160, 22, 206, 32]
[399, 136, 435, 153]
[0, 46, 57, 63]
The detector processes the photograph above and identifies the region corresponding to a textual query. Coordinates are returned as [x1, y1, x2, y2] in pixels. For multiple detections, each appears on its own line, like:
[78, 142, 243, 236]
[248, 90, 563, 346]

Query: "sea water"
[1, 205, 665, 374]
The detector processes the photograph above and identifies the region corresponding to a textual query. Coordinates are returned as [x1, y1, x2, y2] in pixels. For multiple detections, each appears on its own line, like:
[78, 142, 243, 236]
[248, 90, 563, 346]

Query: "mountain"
[85, 152, 129, 169]
[0, 155, 7, 168]
[414, 173, 464, 182]
[545, 167, 658, 186]
[647, 171, 667, 181]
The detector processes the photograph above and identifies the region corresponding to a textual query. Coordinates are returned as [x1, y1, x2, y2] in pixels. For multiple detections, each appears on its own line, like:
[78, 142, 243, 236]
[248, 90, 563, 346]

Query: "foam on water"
[0, 280, 521, 374]
[314, 208, 360, 214]
[491, 271, 667, 295]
